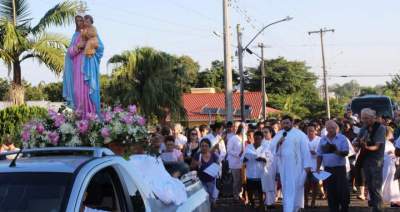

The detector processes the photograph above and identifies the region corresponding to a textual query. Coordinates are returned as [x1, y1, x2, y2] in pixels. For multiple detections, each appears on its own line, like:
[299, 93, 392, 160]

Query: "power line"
[169, 0, 220, 26]
[95, 1, 213, 33]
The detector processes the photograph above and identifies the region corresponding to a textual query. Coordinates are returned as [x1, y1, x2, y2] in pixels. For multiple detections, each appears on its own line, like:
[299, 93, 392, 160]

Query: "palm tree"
[107, 47, 186, 124]
[0, 0, 79, 105]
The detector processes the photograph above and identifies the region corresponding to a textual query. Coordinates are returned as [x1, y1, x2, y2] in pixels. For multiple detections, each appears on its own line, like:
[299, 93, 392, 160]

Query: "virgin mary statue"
[62, 12, 104, 118]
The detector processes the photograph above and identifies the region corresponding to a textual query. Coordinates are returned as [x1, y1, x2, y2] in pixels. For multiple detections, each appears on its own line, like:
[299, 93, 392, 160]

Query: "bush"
[0, 105, 48, 144]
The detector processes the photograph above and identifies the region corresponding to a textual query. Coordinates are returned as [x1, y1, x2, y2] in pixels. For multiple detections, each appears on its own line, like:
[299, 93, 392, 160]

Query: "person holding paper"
[191, 138, 219, 205]
[242, 131, 273, 209]
[305, 124, 325, 208]
[270, 115, 313, 212]
[316, 120, 350, 212]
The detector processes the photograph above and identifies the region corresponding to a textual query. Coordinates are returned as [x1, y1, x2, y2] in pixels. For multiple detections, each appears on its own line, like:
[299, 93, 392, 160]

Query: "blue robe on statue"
[62, 32, 79, 109]
[82, 36, 104, 115]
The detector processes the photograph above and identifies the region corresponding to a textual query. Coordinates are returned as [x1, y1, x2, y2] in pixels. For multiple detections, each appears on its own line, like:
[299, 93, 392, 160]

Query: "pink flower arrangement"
[21, 105, 148, 148]
[22, 130, 30, 142]
[54, 114, 66, 128]
[113, 106, 124, 113]
[101, 127, 111, 138]
[103, 112, 113, 123]
[36, 123, 45, 134]
[48, 131, 60, 145]
[87, 113, 98, 121]
[77, 120, 89, 134]
[137, 117, 146, 126]
[128, 105, 137, 114]
[122, 115, 134, 125]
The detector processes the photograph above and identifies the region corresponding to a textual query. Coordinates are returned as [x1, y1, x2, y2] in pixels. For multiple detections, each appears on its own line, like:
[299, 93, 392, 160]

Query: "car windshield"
[0, 172, 73, 212]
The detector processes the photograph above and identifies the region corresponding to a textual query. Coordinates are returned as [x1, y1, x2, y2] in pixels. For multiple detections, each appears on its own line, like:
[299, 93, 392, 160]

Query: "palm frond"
[31, 1, 78, 34]
[0, 0, 31, 27]
[21, 33, 68, 75]
[1, 18, 28, 53]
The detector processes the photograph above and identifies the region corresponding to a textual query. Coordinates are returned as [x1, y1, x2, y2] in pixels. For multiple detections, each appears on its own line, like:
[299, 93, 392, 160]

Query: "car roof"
[0, 147, 115, 173]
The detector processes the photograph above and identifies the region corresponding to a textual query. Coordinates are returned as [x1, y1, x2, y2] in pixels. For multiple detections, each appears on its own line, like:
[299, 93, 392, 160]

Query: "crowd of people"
[146, 107, 400, 212]
[1, 107, 399, 211]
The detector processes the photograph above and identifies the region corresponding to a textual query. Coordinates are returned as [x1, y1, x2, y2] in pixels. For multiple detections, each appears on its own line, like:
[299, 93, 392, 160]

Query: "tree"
[0, 77, 9, 100]
[246, 57, 321, 118]
[43, 82, 63, 102]
[173, 55, 200, 92]
[196, 60, 239, 91]
[24, 81, 46, 101]
[330, 80, 361, 100]
[107, 47, 186, 123]
[0, 0, 78, 105]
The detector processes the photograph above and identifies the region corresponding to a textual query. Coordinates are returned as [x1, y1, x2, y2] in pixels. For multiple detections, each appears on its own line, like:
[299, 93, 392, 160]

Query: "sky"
[1, 0, 400, 87]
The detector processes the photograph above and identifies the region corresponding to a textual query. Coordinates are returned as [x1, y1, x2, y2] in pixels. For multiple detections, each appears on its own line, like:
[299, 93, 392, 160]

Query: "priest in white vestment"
[270, 116, 313, 212]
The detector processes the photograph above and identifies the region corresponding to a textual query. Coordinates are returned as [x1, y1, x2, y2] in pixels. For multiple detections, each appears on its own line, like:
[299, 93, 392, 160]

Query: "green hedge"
[0, 105, 48, 143]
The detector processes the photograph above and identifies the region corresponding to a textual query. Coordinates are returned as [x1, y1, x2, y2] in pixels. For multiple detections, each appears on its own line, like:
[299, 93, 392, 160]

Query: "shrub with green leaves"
[0, 105, 48, 144]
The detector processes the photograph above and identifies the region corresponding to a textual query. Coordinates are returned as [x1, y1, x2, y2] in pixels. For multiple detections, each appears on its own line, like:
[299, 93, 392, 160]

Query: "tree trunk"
[10, 62, 24, 105]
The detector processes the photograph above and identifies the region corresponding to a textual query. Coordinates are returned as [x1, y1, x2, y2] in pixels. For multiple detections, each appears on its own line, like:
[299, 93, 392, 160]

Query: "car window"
[80, 168, 125, 212]
[0, 172, 73, 212]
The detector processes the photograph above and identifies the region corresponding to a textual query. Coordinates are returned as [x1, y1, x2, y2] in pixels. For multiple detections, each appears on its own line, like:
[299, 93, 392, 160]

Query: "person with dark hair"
[305, 124, 324, 208]
[161, 126, 172, 136]
[225, 121, 236, 142]
[204, 122, 226, 162]
[242, 131, 273, 209]
[191, 138, 219, 205]
[227, 122, 244, 201]
[271, 115, 312, 212]
[261, 127, 278, 208]
[183, 128, 200, 165]
[199, 124, 209, 139]
[203, 122, 226, 200]
[161, 135, 184, 162]
[257, 122, 265, 131]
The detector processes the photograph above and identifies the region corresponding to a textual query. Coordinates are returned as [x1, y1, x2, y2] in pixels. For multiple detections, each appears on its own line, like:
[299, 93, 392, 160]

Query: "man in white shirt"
[270, 116, 313, 212]
[173, 123, 187, 151]
[243, 131, 273, 209]
[227, 121, 243, 201]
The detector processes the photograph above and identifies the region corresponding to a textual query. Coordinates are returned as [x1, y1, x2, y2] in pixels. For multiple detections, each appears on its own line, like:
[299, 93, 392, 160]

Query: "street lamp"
[237, 16, 293, 122]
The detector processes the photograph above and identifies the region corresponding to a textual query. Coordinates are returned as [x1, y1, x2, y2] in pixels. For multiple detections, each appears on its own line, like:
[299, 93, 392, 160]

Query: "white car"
[0, 147, 210, 212]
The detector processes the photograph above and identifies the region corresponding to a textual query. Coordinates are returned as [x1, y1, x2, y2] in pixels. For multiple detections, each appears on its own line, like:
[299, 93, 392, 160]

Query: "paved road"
[213, 191, 398, 212]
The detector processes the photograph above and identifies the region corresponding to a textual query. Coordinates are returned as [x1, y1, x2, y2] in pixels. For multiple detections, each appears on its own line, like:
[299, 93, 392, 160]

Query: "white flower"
[112, 121, 123, 135]
[67, 136, 81, 147]
[127, 125, 137, 135]
[60, 123, 75, 134]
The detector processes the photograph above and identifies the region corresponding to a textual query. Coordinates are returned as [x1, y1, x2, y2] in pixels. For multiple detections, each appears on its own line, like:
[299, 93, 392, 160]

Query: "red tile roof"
[182, 91, 280, 121]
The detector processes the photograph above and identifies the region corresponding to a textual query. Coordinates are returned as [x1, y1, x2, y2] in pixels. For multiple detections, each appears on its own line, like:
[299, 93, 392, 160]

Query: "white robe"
[271, 128, 313, 212]
[242, 143, 273, 181]
[261, 139, 278, 205]
[382, 140, 400, 203]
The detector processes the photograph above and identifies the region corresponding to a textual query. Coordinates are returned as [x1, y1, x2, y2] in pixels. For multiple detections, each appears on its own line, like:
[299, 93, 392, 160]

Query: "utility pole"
[259, 43, 267, 121]
[223, 0, 233, 122]
[308, 28, 334, 119]
[237, 24, 245, 122]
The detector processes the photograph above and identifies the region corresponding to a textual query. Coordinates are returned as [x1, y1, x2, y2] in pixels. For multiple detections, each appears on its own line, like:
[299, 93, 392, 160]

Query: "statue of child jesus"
[78, 15, 98, 57]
